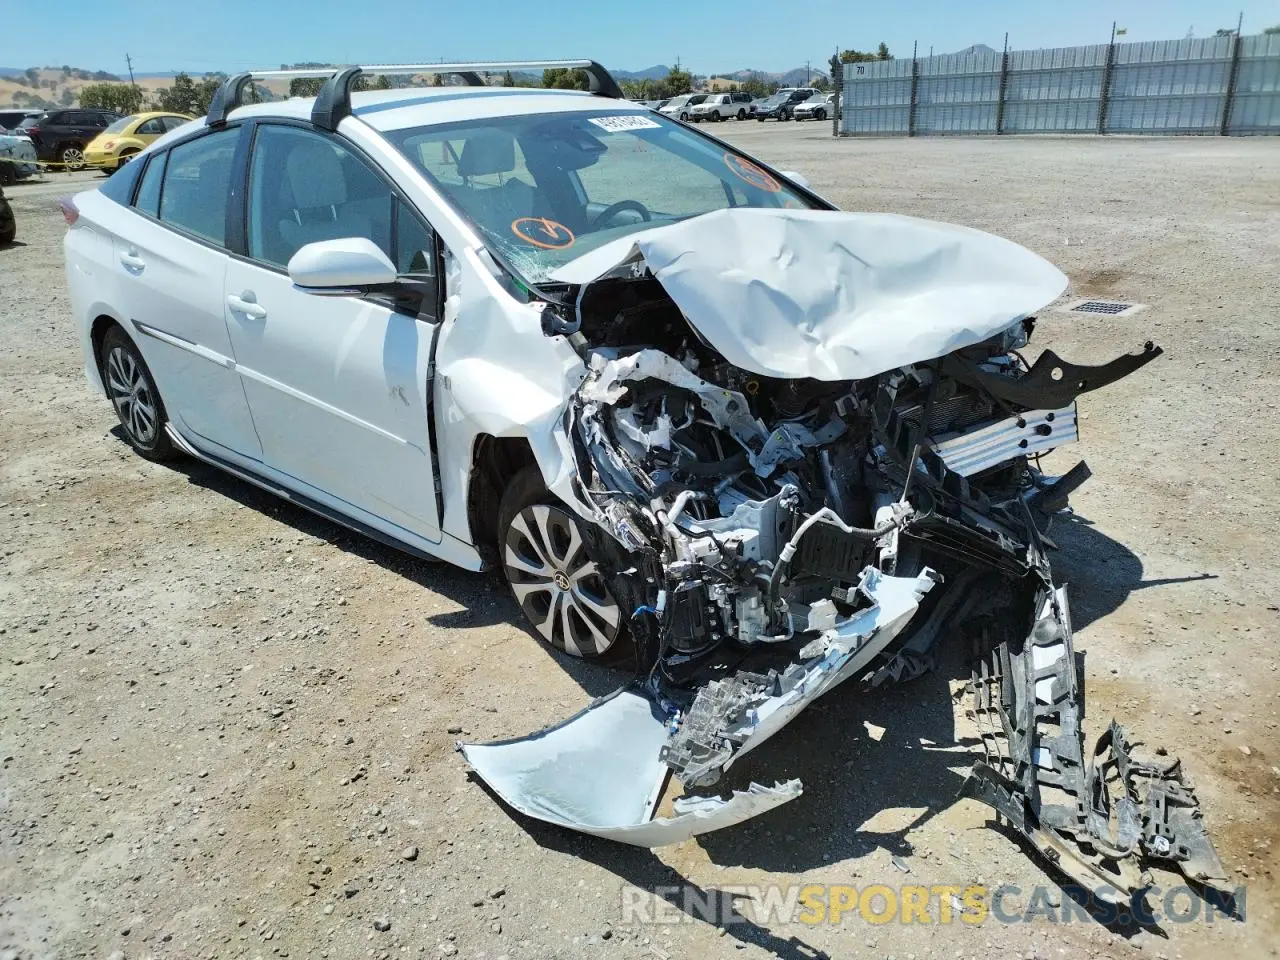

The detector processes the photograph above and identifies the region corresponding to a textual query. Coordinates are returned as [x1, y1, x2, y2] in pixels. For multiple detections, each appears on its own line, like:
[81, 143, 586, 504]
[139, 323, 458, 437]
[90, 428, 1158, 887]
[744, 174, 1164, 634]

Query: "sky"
[3, 0, 1272, 77]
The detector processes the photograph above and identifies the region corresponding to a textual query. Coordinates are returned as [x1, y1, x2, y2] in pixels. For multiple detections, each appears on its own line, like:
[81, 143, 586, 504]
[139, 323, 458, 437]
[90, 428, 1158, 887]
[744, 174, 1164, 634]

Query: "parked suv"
[754, 88, 820, 121]
[19, 108, 121, 170]
[0, 109, 42, 133]
[688, 92, 754, 122]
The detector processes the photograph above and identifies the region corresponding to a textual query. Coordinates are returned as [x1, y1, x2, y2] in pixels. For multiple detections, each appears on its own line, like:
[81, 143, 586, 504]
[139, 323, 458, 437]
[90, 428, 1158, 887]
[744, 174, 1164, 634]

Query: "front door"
[223, 122, 443, 541]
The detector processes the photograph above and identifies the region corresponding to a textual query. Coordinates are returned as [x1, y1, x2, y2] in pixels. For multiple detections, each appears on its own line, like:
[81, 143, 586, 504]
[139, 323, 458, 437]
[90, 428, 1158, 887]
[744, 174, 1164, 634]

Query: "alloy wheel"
[61, 146, 84, 171]
[105, 345, 159, 447]
[503, 503, 620, 657]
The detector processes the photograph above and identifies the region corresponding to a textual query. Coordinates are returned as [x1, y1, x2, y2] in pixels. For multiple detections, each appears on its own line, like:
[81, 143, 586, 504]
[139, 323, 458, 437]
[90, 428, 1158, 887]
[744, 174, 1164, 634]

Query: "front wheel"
[680, 111, 689, 121]
[816, 109, 826, 121]
[99, 326, 177, 461]
[59, 144, 85, 171]
[498, 466, 625, 660]
[0, 197, 14, 245]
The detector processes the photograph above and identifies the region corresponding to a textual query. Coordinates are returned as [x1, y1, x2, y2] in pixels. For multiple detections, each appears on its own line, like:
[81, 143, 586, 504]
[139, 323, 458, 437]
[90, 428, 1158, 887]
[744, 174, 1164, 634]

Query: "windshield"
[104, 115, 137, 133]
[387, 110, 823, 284]
[664, 95, 691, 108]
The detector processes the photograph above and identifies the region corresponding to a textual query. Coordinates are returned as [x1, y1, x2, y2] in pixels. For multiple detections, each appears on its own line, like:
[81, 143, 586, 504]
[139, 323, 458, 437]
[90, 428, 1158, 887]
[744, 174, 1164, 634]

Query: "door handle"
[227, 293, 267, 320]
[119, 251, 145, 271]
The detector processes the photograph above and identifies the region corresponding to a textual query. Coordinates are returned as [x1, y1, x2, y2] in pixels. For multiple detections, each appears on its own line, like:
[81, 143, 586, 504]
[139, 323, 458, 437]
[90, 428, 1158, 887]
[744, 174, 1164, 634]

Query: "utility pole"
[806, 60, 811, 83]
[125, 52, 136, 86]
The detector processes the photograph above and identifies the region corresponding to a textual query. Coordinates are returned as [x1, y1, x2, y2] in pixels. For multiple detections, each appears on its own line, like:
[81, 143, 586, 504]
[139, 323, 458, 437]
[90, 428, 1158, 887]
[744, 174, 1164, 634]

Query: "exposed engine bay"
[461, 209, 1226, 908]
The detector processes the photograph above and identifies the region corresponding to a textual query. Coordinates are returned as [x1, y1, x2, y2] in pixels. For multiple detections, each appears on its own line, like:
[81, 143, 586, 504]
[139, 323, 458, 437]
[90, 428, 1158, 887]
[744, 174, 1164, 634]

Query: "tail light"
[58, 197, 79, 226]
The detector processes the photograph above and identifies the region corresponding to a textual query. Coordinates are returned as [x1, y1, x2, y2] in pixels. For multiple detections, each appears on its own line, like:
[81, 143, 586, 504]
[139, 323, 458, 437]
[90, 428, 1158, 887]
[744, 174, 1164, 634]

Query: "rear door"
[110, 126, 262, 459]
[222, 121, 443, 541]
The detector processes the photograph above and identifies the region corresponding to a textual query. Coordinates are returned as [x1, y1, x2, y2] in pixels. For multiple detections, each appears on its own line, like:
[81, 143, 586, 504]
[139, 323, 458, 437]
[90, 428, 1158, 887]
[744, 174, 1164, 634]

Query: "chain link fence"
[839, 32, 1280, 136]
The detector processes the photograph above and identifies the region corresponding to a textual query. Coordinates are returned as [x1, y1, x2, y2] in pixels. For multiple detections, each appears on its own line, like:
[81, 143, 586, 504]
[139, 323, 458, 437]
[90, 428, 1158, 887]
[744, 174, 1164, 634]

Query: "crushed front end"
[461, 210, 1225, 904]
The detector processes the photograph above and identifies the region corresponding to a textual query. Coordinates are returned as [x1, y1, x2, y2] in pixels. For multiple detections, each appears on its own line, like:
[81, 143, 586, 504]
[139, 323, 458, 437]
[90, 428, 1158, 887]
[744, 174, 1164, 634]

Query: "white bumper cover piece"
[461, 568, 935, 846]
[550, 208, 1068, 382]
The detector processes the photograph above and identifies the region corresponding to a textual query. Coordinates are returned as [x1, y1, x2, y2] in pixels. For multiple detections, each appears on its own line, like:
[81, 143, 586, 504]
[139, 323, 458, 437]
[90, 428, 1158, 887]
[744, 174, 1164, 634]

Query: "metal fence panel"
[839, 31, 1280, 137]
[1229, 33, 1280, 133]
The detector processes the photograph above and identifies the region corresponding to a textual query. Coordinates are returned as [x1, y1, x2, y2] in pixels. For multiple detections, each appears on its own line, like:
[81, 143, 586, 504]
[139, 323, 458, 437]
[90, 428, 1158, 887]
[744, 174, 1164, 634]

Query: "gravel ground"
[1, 128, 1278, 960]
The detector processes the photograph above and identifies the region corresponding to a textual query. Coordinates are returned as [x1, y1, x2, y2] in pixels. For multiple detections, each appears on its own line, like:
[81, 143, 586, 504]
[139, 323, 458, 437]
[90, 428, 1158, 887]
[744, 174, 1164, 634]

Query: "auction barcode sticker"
[587, 115, 663, 133]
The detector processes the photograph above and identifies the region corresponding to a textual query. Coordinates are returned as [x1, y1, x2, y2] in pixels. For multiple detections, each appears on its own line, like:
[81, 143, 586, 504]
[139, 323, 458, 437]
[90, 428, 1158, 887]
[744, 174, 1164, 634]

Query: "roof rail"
[205, 60, 624, 129]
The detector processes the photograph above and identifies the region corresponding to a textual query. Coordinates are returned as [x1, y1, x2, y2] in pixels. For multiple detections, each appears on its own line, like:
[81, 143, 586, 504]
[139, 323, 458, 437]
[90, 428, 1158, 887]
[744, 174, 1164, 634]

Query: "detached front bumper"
[462, 568, 936, 844]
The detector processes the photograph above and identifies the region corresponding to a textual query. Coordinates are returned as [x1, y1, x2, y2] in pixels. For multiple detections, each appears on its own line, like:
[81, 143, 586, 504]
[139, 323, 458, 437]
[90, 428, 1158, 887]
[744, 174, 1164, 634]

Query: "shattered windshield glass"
[384, 110, 820, 284]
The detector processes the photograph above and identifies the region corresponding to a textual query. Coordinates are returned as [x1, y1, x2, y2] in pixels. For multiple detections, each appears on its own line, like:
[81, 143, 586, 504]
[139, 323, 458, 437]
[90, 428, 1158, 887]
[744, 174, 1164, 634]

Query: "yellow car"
[84, 112, 193, 172]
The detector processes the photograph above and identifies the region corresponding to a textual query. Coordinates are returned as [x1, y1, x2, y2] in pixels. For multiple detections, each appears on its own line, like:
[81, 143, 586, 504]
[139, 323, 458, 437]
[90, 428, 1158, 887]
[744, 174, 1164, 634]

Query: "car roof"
[224, 86, 652, 134]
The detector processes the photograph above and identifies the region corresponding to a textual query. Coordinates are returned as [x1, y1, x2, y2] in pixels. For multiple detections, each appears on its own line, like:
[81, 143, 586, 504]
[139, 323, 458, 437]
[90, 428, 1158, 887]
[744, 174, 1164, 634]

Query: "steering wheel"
[590, 199, 652, 229]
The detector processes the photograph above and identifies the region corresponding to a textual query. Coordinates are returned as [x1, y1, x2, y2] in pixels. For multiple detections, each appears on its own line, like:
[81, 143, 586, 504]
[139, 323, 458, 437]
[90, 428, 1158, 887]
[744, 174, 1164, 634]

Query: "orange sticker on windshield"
[724, 153, 781, 192]
[511, 217, 576, 250]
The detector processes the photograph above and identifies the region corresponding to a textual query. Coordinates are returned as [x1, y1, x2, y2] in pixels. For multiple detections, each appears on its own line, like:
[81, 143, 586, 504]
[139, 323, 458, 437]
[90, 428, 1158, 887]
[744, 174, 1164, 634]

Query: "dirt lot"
[2, 127, 1278, 960]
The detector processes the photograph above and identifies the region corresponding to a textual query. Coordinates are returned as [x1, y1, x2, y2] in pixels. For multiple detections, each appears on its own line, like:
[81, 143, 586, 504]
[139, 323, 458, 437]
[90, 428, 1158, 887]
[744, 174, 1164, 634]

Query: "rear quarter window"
[98, 150, 146, 204]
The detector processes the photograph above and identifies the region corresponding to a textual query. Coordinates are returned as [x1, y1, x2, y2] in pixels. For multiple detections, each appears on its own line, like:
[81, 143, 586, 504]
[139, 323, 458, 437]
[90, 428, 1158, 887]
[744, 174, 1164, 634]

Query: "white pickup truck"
[688, 92, 755, 122]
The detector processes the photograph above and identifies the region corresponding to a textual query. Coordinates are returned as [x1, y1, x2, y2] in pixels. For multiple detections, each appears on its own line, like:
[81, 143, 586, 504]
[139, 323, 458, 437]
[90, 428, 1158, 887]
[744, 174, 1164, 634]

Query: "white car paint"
[550, 207, 1069, 381]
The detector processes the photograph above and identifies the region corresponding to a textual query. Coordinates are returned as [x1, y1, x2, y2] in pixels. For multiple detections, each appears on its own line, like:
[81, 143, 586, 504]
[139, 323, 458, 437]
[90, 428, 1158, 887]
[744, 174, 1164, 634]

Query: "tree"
[503, 70, 515, 87]
[153, 72, 224, 116]
[738, 72, 775, 99]
[432, 72, 444, 87]
[542, 67, 589, 90]
[657, 65, 694, 98]
[812, 75, 830, 91]
[78, 82, 144, 114]
[59, 88, 76, 106]
[1264, 24, 1280, 33]
[24, 68, 39, 87]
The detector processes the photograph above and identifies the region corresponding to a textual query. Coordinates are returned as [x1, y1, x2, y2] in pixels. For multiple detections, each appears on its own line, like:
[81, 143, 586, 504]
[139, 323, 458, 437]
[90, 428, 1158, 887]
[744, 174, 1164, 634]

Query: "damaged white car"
[64, 61, 1224, 904]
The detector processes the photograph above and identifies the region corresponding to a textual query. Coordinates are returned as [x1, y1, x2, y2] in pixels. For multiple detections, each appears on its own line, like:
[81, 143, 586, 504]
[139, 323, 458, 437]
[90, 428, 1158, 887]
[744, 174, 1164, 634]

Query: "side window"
[136, 118, 165, 136]
[247, 124, 394, 269]
[157, 127, 240, 245]
[134, 151, 167, 217]
[160, 116, 187, 132]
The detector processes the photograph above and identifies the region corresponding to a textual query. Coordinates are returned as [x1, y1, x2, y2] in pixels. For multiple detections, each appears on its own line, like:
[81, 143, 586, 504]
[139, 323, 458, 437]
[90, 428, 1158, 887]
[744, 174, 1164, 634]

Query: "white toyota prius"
[64, 61, 1221, 896]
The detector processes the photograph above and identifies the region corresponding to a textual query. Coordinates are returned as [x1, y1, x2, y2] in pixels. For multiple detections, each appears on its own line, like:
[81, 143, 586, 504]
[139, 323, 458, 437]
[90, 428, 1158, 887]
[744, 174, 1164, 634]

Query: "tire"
[816, 109, 826, 121]
[680, 111, 689, 121]
[737, 109, 746, 120]
[757, 116, 765, 122]
[58, 143, 85, 171]
[113, 149, 139, 172]
[0, 197, 14, 246]
[498, 465, 625, 660]
[99, 326, 178, 462]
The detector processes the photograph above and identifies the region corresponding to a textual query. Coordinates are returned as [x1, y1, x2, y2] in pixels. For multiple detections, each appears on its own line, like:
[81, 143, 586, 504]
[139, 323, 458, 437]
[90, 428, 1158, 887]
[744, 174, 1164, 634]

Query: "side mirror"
[779, 170, 811, 189]
[288, 237, 397, 293]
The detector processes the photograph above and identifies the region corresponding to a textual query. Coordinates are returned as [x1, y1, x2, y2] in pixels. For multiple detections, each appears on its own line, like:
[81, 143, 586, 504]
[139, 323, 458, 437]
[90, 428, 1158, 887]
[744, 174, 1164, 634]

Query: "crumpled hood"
[550, 208, 1069, 381]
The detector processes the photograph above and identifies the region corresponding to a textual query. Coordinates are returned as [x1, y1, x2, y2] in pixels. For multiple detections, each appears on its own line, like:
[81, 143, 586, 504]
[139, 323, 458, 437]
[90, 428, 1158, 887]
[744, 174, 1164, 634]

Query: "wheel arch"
[466, 434, 537, 565]
[89, 314, 127, 391]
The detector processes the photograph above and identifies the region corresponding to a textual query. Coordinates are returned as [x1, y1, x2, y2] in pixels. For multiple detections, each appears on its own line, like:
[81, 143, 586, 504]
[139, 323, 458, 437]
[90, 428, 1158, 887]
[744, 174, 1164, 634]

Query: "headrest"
[457, 131, 515, 178]
[285, 140, 346, 209]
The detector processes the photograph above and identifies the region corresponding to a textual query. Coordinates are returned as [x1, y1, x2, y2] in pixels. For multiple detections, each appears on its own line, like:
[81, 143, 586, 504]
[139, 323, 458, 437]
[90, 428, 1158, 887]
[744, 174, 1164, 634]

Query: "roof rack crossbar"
[205, 59, 624, 129]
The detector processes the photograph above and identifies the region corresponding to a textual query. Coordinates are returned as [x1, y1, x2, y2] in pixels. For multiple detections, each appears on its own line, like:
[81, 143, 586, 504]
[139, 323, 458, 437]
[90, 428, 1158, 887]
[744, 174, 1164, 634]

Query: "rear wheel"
[737, 108, 746, 120]
[114, 148, 139, 172]
[498, 465, 624, 660]
[99, 326, 177, 462]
